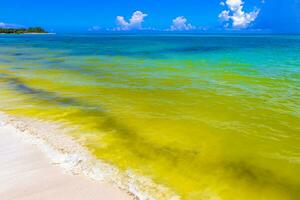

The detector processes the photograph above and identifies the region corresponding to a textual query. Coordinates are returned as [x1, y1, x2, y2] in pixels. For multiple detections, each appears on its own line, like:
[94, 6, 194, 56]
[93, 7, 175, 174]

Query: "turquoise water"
[0, 34, 300, 199]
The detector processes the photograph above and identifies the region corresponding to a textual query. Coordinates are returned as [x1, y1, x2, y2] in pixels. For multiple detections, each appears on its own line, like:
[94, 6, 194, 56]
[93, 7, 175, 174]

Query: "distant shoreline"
[0, 27, 50, 34]
[0, 33, 55, 35]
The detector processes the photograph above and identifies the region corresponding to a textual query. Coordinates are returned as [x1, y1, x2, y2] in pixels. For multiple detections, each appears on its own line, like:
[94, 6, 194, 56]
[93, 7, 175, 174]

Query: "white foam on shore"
[0, 112, 180, 200]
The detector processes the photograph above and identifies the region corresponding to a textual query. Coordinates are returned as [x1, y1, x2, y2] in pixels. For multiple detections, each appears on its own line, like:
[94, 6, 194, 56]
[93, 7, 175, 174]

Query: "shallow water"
[0, 34, 299, 200]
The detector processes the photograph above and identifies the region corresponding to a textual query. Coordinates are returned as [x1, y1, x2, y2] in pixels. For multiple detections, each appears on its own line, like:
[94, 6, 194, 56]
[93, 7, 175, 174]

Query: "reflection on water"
[0, 34, 300, 200]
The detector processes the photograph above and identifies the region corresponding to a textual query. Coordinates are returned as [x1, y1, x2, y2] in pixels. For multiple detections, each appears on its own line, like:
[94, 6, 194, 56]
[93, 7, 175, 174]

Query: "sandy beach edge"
[0, 112, 179, 200]
[0, 124, 134, 200]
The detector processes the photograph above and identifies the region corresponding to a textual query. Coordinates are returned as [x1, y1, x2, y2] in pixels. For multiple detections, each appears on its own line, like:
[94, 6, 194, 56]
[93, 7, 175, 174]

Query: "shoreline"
[0, 33, 55, 35]
[0, 123, 134, 200]
[0, 113, 179, 200]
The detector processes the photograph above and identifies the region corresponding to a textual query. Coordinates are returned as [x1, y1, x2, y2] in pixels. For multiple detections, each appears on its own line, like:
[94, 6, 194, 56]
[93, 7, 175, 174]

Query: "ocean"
[0, 34, 299, 200]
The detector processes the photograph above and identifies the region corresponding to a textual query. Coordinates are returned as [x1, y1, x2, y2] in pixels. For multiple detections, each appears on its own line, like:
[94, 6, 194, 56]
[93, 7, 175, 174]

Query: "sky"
[0, 0, 300, 33]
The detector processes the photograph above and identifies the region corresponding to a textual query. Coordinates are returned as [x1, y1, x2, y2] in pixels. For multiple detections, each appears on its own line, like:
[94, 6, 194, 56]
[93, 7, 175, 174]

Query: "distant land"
[0, 27, 48, 34]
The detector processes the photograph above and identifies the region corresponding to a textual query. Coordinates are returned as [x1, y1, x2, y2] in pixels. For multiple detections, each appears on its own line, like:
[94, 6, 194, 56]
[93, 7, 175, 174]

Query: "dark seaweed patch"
[4, 76, 201, 163]
[7, 78, 78, 106]
[223, 161, 300, 199]
[166, 46, 223, 53]
[11, 66, 25, 70]
[13, 52, 24, 56]
[84, 46, 222, 58]
[44, 60, 65, 64]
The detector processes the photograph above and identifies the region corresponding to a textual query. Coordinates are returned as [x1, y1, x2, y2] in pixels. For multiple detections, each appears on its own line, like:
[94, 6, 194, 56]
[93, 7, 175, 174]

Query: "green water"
[0, 34, 299, 199]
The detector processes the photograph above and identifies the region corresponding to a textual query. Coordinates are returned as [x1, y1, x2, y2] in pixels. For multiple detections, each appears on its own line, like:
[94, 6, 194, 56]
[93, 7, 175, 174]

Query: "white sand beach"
[0, 122, 134, 200]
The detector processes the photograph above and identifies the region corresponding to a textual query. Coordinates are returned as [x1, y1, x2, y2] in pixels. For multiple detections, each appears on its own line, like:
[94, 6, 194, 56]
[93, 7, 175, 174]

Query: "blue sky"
[0, 0, 299, 33]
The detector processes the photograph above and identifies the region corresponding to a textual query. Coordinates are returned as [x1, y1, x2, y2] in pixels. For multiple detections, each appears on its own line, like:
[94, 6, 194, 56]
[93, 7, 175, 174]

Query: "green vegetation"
[0, 27, 47, 34]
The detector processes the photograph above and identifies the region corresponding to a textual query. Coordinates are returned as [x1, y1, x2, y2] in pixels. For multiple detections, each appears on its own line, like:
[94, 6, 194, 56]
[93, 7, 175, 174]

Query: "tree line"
[0, 27, 47, 34]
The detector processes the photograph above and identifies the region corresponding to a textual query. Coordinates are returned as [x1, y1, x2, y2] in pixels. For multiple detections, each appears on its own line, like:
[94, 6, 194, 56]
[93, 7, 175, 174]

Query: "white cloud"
[116, 11, 148, 30]
[0, 22, 7, 28]
[0, 22, 23, 29]
[88, 26, 101, 31]
[219, 10, 230, 21]
[170, 16, 195, 31]
[116, 16, 129, 29]
[226, 0, 244, 11]
[219, 0, 260, 29]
